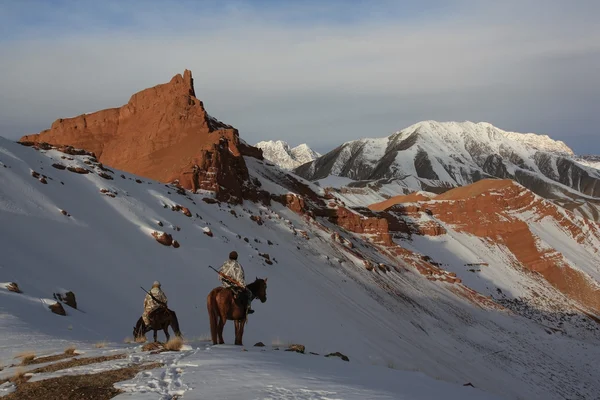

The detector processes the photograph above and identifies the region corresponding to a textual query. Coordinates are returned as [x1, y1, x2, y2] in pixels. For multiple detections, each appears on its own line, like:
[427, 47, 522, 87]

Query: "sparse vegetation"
[9, 368, 29, 385]
[94, 341, 107, 349]
[164, 337, 184, 351]
[64, 346, 77, 356]
[15, 352, 36, 366]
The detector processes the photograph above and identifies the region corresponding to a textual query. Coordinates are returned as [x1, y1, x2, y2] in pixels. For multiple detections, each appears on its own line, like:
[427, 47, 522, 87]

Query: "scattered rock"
[259, 253, 273, 265]
[98, 172, 113, 180]
[254, 342, 265, 347]
[152, 231, 173, 246]
[49, 302, 66, 316]
[203, 228, 214, 237]
[230, 210, 237, 217]
[39, 177, 48, 184]
[67, 166, 90, 174]
[135, 179, 143, 184]
[157, 221, 163, 227]
[52, 163, 66, 170]
[181, 207, 192, 217]
[6, 282, 22, 293]
[250, 215, 264, 225]
[309, 352, 320, 356]
[120, 174, 126, 179]
[285, 344, 305, 354]
[202, 197, 219, 205]
[31, 170, 40, 178]
[173, 226, 181, 231]
[172, 240, 180, 249]
[325, 352, 349, 362]
[267, 240, 273, 246]
[244, 237, 249, 243]
[54, 291, 77, 309]
[60, 209, 71, 217]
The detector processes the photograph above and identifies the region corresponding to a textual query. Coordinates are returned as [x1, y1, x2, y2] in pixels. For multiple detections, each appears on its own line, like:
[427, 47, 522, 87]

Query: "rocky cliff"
[20, 70, 262, 203]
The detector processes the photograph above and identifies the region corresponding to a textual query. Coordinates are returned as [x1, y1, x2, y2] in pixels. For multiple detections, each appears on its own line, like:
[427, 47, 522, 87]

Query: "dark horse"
[207, 277, 267, 346]
[133, 307, 182, 343]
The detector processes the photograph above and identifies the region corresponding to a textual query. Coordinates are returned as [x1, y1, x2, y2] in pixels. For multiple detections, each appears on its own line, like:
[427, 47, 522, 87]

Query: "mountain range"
[3, 70, 600, 399]
[295, 120, 600, 221]
[255, 140, 321, 170]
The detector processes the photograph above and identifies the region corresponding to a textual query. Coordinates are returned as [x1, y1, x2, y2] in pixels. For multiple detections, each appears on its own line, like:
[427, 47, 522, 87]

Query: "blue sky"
[1, 0, 599, 154]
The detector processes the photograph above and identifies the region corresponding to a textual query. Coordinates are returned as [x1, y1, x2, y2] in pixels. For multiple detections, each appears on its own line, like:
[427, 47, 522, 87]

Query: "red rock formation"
[20, 70, 263, 203]
[424, 179, 600, 314]
[329, 207, 393, 246]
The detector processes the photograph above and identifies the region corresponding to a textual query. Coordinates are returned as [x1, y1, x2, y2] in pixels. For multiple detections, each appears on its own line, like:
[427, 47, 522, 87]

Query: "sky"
[1, 0, 599, 155]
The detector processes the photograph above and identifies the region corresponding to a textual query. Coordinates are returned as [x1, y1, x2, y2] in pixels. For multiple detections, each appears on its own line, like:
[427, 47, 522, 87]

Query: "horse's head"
[251, 277, 268, 303]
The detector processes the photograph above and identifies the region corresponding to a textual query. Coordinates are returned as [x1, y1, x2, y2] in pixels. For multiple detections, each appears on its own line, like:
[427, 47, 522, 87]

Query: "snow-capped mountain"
[295, 121, 600, 221]
[4, 71, 600, 399]
[576, 155, 600, 170]
[255, 140, 320, 170]
[2, 136, 600, 399]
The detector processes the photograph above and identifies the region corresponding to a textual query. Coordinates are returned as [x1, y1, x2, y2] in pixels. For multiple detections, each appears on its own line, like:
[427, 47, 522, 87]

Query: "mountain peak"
[405, 120, 574, 155]
[255, 140, 321, 170]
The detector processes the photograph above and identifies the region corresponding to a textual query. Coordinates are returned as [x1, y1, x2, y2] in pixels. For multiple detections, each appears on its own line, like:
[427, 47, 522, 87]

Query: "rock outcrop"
[20, 70, 262, 203]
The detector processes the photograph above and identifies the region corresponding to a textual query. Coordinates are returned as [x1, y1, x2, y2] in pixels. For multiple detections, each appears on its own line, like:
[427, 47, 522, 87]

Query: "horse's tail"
[207, 290, 218, 345]
[169, 309, 182, 337]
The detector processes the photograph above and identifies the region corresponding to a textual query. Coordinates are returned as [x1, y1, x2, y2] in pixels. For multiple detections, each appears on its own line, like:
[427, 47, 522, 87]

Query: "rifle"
[140, 286, 167, 308]
[208, 265, 244, 288]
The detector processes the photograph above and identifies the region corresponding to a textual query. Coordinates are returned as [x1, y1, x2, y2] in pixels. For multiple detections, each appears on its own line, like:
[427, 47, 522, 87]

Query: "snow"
[255, 140, 320, 170]
[113, 344, 504, 400]
[315, 175, 357, 189]
[1, 137, 600, 399]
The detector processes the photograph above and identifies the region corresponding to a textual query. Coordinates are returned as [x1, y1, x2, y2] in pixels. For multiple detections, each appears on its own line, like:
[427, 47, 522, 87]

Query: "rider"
[219, 251, 254, 314]
[142, 281, 168, 326]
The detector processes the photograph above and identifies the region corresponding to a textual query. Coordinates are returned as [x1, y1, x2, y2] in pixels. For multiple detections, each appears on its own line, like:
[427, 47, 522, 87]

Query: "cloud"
[0, 0, 599, 154]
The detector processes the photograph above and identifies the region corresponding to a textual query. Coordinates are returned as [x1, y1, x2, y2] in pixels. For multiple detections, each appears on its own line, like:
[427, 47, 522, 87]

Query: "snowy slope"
[575, 155, 600, 170]
[255, 140, 320, 170]
[295, 121, 600, 219]
[0, 343, 503, 400]
[1, 137, 600, 399]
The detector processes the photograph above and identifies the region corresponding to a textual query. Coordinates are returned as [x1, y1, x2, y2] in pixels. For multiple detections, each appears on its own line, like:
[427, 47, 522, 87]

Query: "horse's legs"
[217, 315, 226, 345]
[153, 329, 158, 343]
[234, 320, 245, 346]
[164, 326, 170, 342]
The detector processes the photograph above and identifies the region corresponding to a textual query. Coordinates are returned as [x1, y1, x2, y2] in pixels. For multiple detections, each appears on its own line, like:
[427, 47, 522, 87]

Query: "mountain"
[295, 121, 600, 221]
[576, 155, 600, 170]
[19, 70, 263, 203]
[2, 136, 600, 399]
[255, 140, 321, 170]
[2, 72, 600, 399]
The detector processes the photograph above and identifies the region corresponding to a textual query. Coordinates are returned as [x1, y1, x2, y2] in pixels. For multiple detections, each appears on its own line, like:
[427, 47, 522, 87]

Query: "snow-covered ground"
[0, 341, 504, 399]
[1, 136, 600, 399]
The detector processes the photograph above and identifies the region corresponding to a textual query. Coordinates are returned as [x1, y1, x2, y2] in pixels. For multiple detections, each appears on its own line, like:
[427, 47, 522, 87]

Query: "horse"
[207, 277, 267, 346]
[133, 306, 182, 343]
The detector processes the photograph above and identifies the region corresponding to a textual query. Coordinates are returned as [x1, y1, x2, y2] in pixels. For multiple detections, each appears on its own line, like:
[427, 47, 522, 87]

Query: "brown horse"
[207, 277, 267, 346]
[133, 307, 182, 343]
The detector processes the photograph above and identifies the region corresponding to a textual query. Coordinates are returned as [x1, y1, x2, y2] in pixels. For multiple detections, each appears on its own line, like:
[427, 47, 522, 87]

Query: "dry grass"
[15, 352, 36, 366]
[134, 336, 147, 344]
[123, 337, 134, 344]
[29, 354, 126, 375]
[9, 368, 29, 385]
[94, 341, 107, 349]
[164, 337, 183, 352]
[3, 362, 162, 400]
[64, 346, 77, 356]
